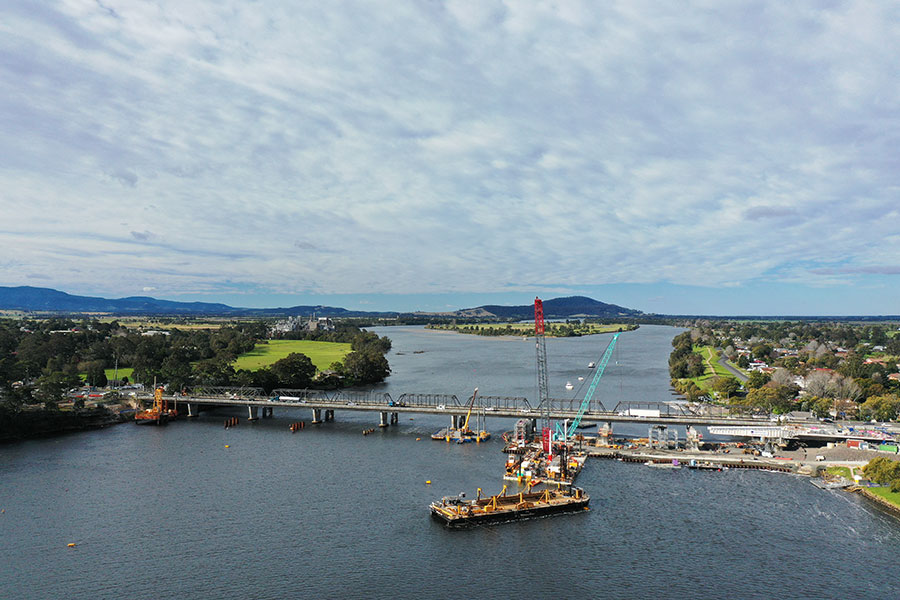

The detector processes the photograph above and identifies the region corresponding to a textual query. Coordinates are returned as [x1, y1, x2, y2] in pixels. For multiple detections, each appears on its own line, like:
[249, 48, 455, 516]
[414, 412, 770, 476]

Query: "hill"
[0, 287, 639, 319]
[0, 286, 395, 317]
[472, 296, 641, 319]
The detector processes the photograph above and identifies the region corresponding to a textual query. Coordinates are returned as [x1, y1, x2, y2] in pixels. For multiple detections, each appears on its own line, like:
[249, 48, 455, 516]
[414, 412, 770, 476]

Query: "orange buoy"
[67, 543, 76, 548]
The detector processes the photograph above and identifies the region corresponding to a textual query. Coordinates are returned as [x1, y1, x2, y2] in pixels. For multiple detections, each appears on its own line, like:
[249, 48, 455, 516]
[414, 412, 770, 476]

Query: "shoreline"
[0, 406, 131, 444]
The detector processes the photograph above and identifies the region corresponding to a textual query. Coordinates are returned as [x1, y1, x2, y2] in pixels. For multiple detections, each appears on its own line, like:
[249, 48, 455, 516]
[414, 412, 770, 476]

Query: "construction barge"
[430, 486, 589, 527]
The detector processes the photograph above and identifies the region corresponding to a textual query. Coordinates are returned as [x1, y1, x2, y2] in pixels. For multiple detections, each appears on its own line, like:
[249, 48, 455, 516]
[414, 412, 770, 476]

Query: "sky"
[1, 1, 898, 315]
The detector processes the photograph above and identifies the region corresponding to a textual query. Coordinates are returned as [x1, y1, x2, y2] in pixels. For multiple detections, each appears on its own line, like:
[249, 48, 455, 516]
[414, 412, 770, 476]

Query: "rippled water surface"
[2, 325, 899, 599]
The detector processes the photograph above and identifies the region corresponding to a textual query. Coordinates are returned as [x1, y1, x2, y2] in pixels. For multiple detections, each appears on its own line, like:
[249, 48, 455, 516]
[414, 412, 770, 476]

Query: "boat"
[431, 427, 451, 441]
[588, 362, 596, 368]
[431, 388, 490, 443]
[645, 460, 681, 469]
[565, 382, 574, 391]
[430, 486, 589, 527]
[135, 387, 177, 425]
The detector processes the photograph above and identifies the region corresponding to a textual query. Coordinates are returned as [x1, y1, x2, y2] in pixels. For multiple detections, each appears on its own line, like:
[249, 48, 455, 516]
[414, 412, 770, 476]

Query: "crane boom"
[534, 298, 550, 433]
[462, 387, 478, 431]
[566, 332, 619, 438]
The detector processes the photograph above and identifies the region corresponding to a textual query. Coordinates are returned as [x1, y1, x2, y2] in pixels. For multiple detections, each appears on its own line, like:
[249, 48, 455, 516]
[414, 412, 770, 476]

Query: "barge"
[430, 486, 589, 527]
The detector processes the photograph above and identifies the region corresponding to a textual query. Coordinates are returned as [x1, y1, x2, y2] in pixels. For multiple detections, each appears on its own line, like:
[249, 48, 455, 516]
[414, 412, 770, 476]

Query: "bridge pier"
[325, 409, 334, 422]
[452, 415, 461, 429]
[186, 403, 198, 418]
[311, 409, 322, 424]
[379, 412, 389, 428]
[597, 422, 612, 446]
[262, 406, 273, 418]
[247, 406, 259, 421]
[390, 412, 398, 425]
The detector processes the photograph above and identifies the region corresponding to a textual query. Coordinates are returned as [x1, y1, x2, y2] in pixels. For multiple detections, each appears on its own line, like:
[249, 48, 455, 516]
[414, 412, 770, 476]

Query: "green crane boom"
[565, 332, 619, 439]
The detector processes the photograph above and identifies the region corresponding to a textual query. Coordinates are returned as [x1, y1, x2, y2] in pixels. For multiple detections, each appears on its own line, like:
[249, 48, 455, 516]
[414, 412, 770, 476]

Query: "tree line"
[0, 318, 391, 412]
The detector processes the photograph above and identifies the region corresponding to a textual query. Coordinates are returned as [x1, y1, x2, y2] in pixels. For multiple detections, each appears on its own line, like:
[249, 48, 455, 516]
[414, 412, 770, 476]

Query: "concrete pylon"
[379, 412, 388, 428]
[247, 406, 259, 421]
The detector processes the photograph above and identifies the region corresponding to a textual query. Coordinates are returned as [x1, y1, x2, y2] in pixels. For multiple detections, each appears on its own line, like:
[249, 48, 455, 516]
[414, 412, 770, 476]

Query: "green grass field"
[867, 487, 900, 509]
[686, 345, 734, 391]
[105, 367, 134, 381]
[826, 466, 853, 479]
[232, 340, 352, 371]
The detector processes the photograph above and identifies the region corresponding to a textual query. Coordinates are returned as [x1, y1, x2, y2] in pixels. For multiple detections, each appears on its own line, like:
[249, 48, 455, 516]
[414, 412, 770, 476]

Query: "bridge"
[133, 386, 848, 433]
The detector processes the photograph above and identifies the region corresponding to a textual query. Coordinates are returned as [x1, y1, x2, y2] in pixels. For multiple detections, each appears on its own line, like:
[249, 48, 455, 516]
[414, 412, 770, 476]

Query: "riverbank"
[0, 406, 130, 443]
[853, 486, 900, 516]
[425, 322, 638, 338]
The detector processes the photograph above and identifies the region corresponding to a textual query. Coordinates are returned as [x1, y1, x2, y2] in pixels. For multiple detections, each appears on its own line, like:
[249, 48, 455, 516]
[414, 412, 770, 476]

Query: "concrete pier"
[311, 409, 322, 424]
[247, 406, 259, 421]
[186, 403, 198, 418]
[379, 412, 389, 427]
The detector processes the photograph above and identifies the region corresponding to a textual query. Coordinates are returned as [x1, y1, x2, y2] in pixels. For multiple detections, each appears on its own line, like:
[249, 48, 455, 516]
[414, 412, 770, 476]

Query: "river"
[2, 325, 899, 599]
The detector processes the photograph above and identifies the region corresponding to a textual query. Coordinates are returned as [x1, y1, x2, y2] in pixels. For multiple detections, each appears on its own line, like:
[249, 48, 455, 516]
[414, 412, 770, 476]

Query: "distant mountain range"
[421, 296, 641, 319]
[0, 286, 642, 319]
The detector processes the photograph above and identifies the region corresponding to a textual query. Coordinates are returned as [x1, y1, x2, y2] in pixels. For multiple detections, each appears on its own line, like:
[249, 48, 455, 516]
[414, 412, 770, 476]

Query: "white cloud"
[0, 0, 898, 303]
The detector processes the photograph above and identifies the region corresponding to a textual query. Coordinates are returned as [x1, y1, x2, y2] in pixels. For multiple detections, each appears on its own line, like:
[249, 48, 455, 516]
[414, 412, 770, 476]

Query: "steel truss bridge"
[141, 387, 819, 429]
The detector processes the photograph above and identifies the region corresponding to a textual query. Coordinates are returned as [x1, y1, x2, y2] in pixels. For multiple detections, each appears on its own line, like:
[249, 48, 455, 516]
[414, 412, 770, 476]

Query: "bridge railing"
[271, 389, 332, 402]
[331, 390, 394, 405]
[477, 395, 532, 411]
[395, 393, 461, 408]
[191, 386, 267, 398]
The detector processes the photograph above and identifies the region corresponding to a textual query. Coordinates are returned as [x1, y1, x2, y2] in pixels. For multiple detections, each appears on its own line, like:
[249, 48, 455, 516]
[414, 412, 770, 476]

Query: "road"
[716, 348, 748, 382]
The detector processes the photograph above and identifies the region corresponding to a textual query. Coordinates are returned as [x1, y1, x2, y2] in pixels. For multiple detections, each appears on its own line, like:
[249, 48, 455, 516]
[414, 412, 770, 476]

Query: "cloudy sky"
[1, 1, 898, 314]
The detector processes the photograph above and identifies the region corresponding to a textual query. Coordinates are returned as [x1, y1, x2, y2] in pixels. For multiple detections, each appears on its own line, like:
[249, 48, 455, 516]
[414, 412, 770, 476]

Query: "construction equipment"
[432, 388, 490, 443]
[556, 332, 620, 440]
[534, 297, 550, 434]
[135, 387, 178, 424]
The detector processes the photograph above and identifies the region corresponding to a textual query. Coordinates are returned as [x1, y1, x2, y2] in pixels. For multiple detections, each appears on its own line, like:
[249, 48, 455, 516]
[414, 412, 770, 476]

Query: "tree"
[712, 376, 741, 400]
[85, 361, 108, 388]
[270, 353, 316, 389]
[339, 349, 390, 385]
[751, 344, 773, 361]
[192, 358, 236, 386]
[806, 396, 833, 418]
[771, 368, 794, 387]
[859, 394, 900, 422]
[35, 372, 81, 410]
[863, 456, 900, 486]
[747, 371, 771, 390]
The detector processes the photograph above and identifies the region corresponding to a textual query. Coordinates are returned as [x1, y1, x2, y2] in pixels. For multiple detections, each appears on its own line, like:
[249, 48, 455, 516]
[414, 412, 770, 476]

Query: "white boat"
[565, 382, 574, 391]
[645, 461, 681, 469]
[588, 362, 596, 368]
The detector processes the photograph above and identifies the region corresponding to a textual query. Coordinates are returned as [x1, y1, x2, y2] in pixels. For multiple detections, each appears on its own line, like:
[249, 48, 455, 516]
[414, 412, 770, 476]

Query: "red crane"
[534, 297, 551, 443]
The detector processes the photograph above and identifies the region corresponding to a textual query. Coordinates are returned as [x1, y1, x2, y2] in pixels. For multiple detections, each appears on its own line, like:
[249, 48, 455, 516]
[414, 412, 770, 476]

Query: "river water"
[2, 325, 899, 599]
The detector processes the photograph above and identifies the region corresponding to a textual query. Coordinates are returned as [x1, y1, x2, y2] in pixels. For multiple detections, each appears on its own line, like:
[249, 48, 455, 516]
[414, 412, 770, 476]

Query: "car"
[436, 404, 445, 410]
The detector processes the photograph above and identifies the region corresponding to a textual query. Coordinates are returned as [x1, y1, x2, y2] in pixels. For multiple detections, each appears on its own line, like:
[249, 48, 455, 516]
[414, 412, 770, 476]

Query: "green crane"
[558, 332, 620, 440]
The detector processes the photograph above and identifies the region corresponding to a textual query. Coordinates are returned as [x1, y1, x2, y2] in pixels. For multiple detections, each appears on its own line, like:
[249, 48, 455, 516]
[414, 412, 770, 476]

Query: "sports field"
[232, 340, 352, 371]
